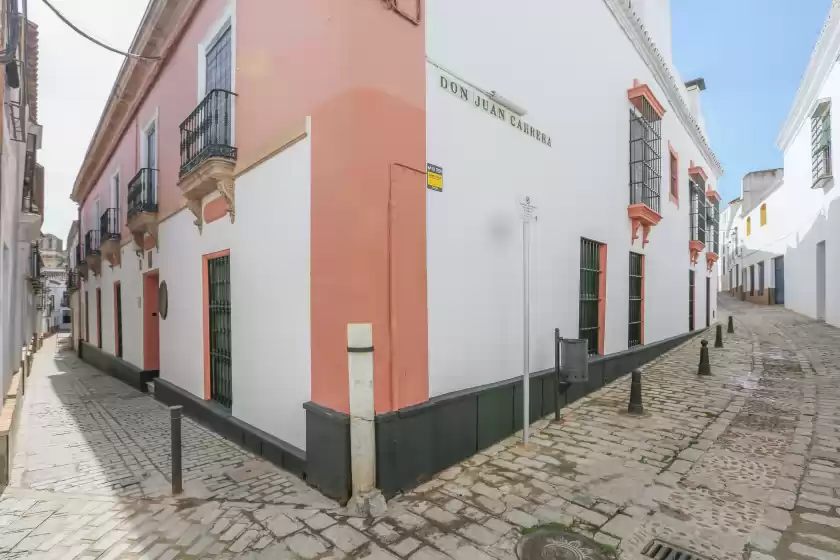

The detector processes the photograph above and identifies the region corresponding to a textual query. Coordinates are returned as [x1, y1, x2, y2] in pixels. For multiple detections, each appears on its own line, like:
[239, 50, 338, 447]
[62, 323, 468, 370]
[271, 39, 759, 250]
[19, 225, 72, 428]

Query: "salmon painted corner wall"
[236, 0, 427, 415]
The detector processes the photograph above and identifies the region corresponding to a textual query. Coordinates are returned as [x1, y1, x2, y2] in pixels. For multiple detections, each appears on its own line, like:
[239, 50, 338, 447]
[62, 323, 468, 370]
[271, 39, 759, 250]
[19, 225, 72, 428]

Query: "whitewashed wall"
[231, 136, 311, 451]
[425, 0, 718, 397]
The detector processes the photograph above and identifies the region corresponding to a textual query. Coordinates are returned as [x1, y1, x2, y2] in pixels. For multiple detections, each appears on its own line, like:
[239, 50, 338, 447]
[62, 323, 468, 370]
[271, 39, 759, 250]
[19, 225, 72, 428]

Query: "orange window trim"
[598, 244, 608, 355]
[640, 254, 645, 345]
[202, 249, 230, 400]
[668, 143, 679, 206]
[113, 281, 120, 356]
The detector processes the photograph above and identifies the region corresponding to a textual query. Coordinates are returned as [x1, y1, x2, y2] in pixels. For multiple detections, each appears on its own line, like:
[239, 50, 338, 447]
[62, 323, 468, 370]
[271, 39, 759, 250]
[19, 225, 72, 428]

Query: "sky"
[671, 0, 830, 204]
[34, 0, 832, 239]
[31, 0, 148, 241]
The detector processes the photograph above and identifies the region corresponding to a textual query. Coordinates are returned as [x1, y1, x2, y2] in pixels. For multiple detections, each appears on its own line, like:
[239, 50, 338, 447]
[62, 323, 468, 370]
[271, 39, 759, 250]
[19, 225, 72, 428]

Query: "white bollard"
[345, 323, 385, 517]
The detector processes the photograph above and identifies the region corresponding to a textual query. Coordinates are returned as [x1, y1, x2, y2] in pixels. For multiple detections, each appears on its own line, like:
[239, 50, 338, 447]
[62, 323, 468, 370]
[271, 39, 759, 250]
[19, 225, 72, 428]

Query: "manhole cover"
[518, 528, 609, 560]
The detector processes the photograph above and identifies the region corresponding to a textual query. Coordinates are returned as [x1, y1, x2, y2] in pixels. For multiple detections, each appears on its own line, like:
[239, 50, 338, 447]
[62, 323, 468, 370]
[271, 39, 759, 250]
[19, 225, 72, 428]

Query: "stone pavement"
[0, 297, 838, 559]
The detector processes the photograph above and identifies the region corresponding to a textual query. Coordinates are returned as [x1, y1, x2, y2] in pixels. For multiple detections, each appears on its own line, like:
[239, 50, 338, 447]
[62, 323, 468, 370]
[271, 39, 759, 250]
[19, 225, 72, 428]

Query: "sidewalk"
[0, 297, 837, 559]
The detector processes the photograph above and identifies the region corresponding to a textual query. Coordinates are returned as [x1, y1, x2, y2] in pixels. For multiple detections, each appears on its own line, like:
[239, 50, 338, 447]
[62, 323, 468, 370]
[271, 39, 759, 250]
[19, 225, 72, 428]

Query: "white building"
[65, 221, 81, 347]
[718, 169, 786, 305]
[71, 0, 722, 501]
[719, 3, 840, 325]
[0, 6, 44, 395]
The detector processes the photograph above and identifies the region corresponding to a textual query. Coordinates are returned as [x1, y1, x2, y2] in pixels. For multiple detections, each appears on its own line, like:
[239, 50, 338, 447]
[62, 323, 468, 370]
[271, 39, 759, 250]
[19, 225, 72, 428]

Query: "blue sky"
[672, 0, 830, 203]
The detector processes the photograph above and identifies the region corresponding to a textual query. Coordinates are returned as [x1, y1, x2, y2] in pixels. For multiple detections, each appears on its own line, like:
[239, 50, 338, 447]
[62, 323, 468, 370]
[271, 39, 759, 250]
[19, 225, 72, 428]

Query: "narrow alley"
[0, 296, 838, 560]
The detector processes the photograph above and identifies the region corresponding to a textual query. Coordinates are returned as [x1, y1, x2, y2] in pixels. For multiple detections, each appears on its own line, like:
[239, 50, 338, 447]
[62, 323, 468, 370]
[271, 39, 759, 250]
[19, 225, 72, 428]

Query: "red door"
[144, 272, 160, 370]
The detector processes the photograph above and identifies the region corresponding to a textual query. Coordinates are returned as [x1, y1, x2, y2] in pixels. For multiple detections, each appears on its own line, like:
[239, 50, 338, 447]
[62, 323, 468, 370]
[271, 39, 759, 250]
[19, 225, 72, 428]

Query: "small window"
[579, 238, 604, 356]
[760, 204, 767, 226]
[746, 217, 751, 236]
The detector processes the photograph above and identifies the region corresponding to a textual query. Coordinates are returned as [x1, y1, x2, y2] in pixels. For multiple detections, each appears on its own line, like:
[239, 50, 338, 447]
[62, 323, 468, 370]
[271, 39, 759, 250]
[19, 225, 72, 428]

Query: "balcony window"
[85, 230, 100, 257]
[689, 179, 706, 244]
[812, 100, 831, 188]
[179, 89, 237, 177]
[629, 96, 662, 213]
[128, 168, 158, 218]
[100, 208, 120, 241]
[708, 200, 719, 254]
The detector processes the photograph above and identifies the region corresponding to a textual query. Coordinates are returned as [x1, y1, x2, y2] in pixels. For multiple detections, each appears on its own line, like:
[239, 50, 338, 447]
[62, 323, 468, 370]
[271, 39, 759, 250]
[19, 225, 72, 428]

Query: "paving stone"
[761, 507, 793, 531]
[409, 546, 453, 560]
[668, 460, 693, 474]
[789, 542, 840, 560]
[599, 514, 639, 539]
[769, 489, 797, 510]
[322, 524, 370, 552]
[750, 526, 781, 552]
[593, 532, 620, 549]
[305, 513, 337, 531]
[285, 532, 328, 559]
[800, 513, 840, 528]
[424, 506, 460, 525]
[502, 509, 537, 528]
[457, 524, 499, 547]
[390, 537, 422, 557]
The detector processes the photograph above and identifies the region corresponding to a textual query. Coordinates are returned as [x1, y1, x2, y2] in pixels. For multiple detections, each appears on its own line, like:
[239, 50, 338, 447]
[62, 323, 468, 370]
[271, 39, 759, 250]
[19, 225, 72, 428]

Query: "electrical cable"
[40, 0, 161, 61]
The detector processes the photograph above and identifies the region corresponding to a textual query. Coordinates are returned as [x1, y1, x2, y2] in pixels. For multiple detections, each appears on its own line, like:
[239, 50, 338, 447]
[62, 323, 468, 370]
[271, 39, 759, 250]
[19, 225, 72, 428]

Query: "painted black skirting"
[153, 379, 307, 479]
[78, 342, 158, 392]
[303, 402, 351, 503]
[373, 328, 705, 497]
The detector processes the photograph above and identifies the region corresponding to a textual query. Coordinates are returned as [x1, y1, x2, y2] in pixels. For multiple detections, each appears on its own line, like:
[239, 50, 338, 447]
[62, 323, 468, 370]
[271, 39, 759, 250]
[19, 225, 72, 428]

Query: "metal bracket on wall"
[383, 0, 421, 25]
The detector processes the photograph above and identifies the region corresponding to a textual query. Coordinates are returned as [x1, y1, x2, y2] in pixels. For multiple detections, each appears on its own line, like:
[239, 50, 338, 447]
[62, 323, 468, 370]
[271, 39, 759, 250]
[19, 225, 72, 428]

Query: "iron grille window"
[708, 200, 719, 253]
[812, 102, 831, 186]
[750, 265, 755, 296]
[208, 254, 232, 408]
[629, 253, 643, 348]
[758, 262, 765, 296]
[128, 169, 158, 218]
[100, 208, 120, 241]
[629, 99, 662, 213]
[689, 179, 706, 244]
[689, 269, 695, 331]
[84, 230, 100, 256]
[579, 238, 603, 356]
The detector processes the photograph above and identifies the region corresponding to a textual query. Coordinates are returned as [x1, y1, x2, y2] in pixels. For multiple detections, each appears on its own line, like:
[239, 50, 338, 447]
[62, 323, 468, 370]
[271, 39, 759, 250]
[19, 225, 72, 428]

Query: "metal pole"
[170, 406, 182, 495]
[554, 329, 561, 421]
[522, 220, 530, 444]
[727, 315, 734, 334]
[714, 324, 724, 348]
[698, 340, 711, 376]
[628, 370, 644, 414]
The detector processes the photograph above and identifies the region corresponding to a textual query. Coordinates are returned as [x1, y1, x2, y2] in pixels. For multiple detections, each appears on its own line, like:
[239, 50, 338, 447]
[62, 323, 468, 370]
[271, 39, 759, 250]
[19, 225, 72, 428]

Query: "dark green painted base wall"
[78, 342, 158, 392]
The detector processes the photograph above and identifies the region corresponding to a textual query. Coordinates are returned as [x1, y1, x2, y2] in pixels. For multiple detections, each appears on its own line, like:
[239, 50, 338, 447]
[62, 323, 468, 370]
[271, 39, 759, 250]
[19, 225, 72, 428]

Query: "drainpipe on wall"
[345, 323, 386, 517]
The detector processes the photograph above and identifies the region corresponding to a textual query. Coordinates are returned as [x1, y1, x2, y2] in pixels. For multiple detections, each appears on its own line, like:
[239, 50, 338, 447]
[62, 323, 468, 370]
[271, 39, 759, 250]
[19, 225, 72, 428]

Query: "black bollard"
[628, 369, 644, 414]
[727, 315, 734, 334]
[170, 406, 183, 495]
[715, 325, 724, 348]
[698, 340, 711, 376]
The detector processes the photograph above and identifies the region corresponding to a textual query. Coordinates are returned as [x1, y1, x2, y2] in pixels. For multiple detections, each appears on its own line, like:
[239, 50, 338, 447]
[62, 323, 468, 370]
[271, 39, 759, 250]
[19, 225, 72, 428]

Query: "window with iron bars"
[628, 253, 643, 348]
[707, 200, 719, 254]
[629, 97, 662, 214]
[812, 101, 831, 187]
[579, 238, 603, 356]
[689, 178, 706, 244]
[758, 261, 765, 296]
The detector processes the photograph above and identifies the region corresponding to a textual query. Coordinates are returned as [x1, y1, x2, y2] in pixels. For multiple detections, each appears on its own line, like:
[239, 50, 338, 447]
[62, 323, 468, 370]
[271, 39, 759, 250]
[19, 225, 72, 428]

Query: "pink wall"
[237, 0, 428, 414]
[79, 0, 230, 240]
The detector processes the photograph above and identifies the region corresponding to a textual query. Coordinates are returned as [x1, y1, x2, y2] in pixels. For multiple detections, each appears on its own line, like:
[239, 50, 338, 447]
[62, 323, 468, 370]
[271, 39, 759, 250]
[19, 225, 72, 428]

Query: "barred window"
[689, 178, 706, 244]
[629, 97, 662, 213]
[812, 101, 832, 187]
[579, 238, 604, 356]
[629, 253, 644, 348]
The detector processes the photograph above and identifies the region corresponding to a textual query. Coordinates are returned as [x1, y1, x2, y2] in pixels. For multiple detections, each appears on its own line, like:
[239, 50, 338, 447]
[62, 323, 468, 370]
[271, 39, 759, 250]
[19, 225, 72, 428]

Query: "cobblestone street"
[0, 296, 838, 559]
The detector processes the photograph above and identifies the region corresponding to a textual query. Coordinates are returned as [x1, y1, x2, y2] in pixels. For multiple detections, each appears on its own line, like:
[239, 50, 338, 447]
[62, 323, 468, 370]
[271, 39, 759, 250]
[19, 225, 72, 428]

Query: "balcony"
[100, 208, 122, 267]
[178, 89, 237, 232]
[127, 168, 158, 249]
[705, 190, 721, 273]
[627, 81, 664, 247]
[66, 268, 78, 293]
[19, 149, 43, 243]
[85, 229, 101, 276]
[76, 244, 88, 279]
[27, 243, 41, 287]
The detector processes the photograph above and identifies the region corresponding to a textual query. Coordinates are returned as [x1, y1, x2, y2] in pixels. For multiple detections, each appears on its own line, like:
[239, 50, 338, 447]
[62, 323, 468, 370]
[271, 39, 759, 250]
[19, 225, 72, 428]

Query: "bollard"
[727, 316, 734, 334]
[20, 360, 25, 395]
[714, 325, 724, 348]
[698, 340, 711, 376]
[628, 369, 644, 415]
[170, 406, 183, 495]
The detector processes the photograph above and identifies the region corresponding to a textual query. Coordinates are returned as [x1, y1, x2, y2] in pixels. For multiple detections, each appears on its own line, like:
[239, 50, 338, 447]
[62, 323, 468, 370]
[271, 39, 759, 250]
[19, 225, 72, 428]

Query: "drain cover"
[518, 528, 608, 560]
[642, 539, 707, 560]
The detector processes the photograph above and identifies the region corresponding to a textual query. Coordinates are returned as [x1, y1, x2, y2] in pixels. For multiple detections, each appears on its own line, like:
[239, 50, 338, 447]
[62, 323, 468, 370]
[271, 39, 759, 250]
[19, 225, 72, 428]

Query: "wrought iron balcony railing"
[128, 168, 158, 218]
[66, 268, 78, 292]
[100, 208, 121, 241]
[29, 243, 41, 280]
[75, 244, 83, 267]
[179, 89, 237, 177]
[85, 230, 100, 256]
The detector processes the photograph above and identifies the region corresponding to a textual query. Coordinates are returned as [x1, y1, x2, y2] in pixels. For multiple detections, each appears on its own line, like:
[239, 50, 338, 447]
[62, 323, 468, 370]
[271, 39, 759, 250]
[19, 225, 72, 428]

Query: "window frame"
[746, 216, 751, 236]
[668, 143, 679, 206]
[812, 100, 832, 187]
[760, 203, 767, 227]
[197, 3, 236, 144]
